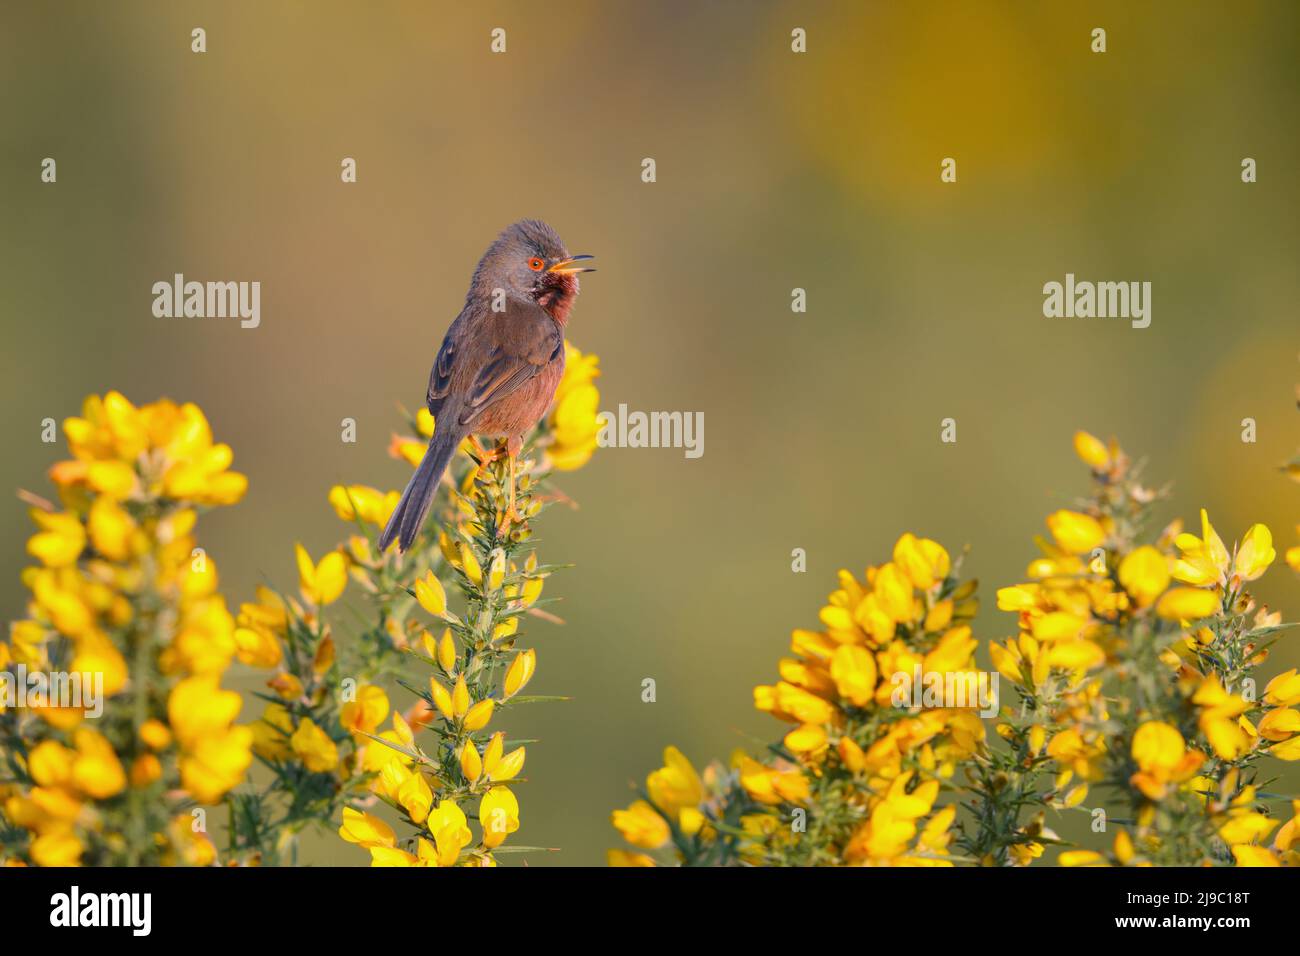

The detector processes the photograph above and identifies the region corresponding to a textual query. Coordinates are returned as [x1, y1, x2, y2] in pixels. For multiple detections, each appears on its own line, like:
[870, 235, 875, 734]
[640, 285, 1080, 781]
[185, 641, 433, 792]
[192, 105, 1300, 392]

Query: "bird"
[378, 219, 595, 554]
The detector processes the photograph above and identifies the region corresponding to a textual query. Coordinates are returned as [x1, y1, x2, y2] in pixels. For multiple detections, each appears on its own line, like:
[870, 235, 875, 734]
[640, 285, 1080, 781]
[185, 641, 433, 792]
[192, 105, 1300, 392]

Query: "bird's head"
[472, 219, 594, 324]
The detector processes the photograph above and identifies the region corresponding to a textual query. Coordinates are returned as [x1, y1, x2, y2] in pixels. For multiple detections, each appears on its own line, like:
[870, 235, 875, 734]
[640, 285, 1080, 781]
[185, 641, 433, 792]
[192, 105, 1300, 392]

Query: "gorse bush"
[0, 343, 602, 867]
[1, 394, 255, 866]
[5, 376, 1297, 868]
[611, 432, 1300, 867]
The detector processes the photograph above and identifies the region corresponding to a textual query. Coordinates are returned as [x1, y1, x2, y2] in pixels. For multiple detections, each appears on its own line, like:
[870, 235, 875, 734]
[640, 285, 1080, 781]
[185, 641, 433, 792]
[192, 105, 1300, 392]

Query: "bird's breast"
[471, 354, 566, 439]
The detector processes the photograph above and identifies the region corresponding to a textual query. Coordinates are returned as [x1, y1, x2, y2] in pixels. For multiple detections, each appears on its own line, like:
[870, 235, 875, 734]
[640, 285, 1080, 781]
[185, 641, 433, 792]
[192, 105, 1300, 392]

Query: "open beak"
[547, 254, 596, 274]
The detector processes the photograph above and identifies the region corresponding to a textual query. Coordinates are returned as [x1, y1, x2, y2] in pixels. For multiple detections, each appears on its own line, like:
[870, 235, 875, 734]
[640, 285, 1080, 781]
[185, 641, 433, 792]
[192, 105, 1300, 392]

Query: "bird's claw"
[495, 504, 526, 536]
[468, 436, 500, 465]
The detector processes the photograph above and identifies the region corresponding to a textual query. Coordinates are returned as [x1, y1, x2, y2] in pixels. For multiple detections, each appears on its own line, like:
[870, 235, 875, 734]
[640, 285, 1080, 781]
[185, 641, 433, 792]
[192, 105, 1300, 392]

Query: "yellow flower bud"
[611, 800, 669, 850]
[1257, 708, 1300, 742]
[71, 728, 126, 799]
[139, 718, 173, 751]
[414, 571, 447, 617]
[290, 718, 339, 773]
[1073, 430, 1111, 470]
[1155, 587, 1220, 621]
[459, 543, 483, 587]
[391, 710, 414, 746]
[838, 737, 866, 772]
[87, 460, 138, 499]
[830, 644, 876, 707]
[27, 740, 74, 787]
[923, 598, 954, 632]
[88, 498, 135, 561]
[313, 635, 335, 675]
[463, 699, 495, 731]
[521, 576, 544, 607]
[1031, 612, 1085, 642]
[1031, 648, 1051, 686]
[1118, 546, 1170, 607]
[489, 745, 525, 781]
[1029, 725, 1046, 756]
[990, 640, 1023, 684]
[30, 831, 84, 867]
[1063, 784, 1088, 808]
[131, 754, 162, 788]
[487, 549, 506, 592]
[430, 679, 455, 720]
[679, 807, 705, 837]
[1113, 829, 1135, 864]
[451, 676, 470, 718]
[784, 724, 826, 753]
[348, 535, 372, 565]
[397, 771, 433, 825]
[437, 629, 457, 673]
[483, 732, 505, 773]
[438, 531, 458, 564]
[1046, 510, 1105, 555]
[339, 807, 396, 847]
[504, 649, 537, 698]
[1264, 669, 1300, 706]
[460, 742, 482, 782]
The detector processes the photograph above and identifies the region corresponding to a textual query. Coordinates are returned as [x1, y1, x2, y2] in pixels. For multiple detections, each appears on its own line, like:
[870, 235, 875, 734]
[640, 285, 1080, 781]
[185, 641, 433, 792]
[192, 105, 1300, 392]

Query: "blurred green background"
[2, 1, 1297, 865]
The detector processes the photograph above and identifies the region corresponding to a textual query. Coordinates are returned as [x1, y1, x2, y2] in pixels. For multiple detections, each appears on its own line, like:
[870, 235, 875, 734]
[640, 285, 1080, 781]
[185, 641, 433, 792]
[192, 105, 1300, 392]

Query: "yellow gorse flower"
[613, 534, 975, 866]
[547, 343, 602, 471]
[1118, 545, 1170, 607]
[5, 345, 602, 868]
[646, 746, 704, 818]
[290, 718, 340, 773]
[1073, 430, 1112, 471]
[1156, 587, 1221, 621]
[1130, 721, 1205, 800]
[415, 570, 448, 617]
[1170, 509, 1273, 590]
[1046, 510, 1106, 555]
[2, 393, 256, 866]
[479, 786, 520, 849]
[340, 685, 390, 735]
[1235, 523, 1276, 582]
[611, 428, 1300, 869]
[611, 800, 671, 849]
[295, 543, 347, 607]
[503, 649, 537, 698]
[327, 484, 400, 527]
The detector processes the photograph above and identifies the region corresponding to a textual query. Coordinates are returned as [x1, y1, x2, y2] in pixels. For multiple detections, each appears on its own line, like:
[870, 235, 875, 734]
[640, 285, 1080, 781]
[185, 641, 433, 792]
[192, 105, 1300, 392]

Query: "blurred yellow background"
[1, 1, 1297, 864]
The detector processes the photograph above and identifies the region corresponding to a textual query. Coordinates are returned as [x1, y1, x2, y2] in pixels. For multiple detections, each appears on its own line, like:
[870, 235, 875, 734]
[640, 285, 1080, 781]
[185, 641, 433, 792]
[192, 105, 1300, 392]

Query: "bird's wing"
[425, 312, 466, 415]
[456, 300, 563, 428]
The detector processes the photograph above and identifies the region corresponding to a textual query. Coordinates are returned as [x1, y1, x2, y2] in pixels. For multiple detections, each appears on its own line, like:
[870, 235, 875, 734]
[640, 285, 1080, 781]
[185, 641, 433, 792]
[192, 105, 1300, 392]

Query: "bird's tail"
[378, 426, 462, 554]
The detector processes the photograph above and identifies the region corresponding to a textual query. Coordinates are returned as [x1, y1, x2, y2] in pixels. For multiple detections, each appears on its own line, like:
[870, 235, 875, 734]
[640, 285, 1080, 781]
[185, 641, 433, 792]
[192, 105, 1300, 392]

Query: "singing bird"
[378, 219, 595, 554]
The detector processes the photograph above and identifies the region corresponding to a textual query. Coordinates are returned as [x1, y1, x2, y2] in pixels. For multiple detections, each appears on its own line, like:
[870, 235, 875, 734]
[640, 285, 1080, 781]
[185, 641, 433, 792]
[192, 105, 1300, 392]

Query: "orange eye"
[528, 257, 545, 271]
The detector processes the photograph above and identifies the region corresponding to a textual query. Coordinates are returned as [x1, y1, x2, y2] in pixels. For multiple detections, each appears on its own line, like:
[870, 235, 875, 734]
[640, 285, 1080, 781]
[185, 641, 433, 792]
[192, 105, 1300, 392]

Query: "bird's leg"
[496, 436, 526, 534]
[467, 434, 497, 464]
